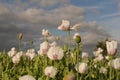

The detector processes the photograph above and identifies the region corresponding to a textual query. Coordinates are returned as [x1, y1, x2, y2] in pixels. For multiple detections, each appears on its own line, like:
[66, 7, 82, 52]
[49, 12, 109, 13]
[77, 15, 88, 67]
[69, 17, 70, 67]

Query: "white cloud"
[20, 8, 45, 23]
[79, 21, 110, 44]
[101, 13, 120, 19]
[13, 0, 70, 8]
[82, 33, 106, 45]
[19, 5, 85, 26]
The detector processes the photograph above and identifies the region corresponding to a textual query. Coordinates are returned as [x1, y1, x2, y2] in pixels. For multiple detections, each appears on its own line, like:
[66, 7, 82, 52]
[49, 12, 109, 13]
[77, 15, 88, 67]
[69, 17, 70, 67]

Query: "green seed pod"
[75, 36, 81, 43]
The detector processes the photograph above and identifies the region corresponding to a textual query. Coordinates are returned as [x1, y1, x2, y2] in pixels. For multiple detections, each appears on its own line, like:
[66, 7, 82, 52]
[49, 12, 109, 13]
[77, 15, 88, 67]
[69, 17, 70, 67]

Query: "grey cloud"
[0, 24, 24, 51]
[0, 23, 43, 51]
[0, 1, 113, 53]
[0, 2, 85, 27]
[0, 17, 44, 51]
[0, 7, 43, 51]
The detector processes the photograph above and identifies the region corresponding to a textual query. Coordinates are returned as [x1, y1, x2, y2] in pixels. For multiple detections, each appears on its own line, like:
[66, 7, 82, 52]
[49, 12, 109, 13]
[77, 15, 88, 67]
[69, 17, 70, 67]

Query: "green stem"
[2, 71, 3, 79]
[109, 66, 112, 80]
[77, 43, 79, 80]
[5, 60, 9, 72]
[44, 56, 48, 67]
[116, 70, 119, 80]
[80, 74, 83, 80]
[18, 40, 21, 51]
[68, 30, 71, 49]
[46, 76, 49, 80]
[45, 36, 48, 42]
[68, 29, 72, 71]
[109, 56, 113, 80]
[105, 73, 107, 80]
[47, 57, 48, 65]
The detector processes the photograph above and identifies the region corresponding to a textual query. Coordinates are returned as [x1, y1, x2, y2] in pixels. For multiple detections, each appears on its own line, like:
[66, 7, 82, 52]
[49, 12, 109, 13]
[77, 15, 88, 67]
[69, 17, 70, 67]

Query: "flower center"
[53, 54, 58, 60]
[42, 49, 47, 55]
[47, 73, 51, 77]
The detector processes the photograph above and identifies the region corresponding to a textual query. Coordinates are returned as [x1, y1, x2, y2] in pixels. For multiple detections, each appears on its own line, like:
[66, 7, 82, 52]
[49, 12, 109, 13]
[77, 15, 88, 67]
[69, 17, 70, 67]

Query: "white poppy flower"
[94, 54, 104, 62]
[71, 24, 81, 31]
[100, 67, 107, 74]
[42, 29, 51, 37]
[93, 48, 103, 57]
[16, 51, 24, 58]
[105, 56, 110, 60]
[82, 52, 89, 59]
[113, 58, 120, 70]
[106, 40, 117, 55]
[26, 49, 36, 60]
[12, 55, 20, 64]
[19, 75, 36, 80]
[28, 51, 36, 60]
[8, 47, 17, 58]
[50, 41, 57, 47]
[38, 41, 49, 56]
[44, 66, 57, 78]
[58, 20, 70, 31]
[75, 62, 88, 74]
[47, 46, 64, 60]
[29, 53, 36, 60]
[108, 58, 120, 70]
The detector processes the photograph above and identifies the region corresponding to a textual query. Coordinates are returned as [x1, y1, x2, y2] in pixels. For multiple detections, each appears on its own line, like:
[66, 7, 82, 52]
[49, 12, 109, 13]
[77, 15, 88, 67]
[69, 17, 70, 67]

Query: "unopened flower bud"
[56, 36, 60, 40]
[30, 40, 34, 45]
[18, 33, 23, 40]
[91, 73, 96, 78]
[73, 33, 81, 43]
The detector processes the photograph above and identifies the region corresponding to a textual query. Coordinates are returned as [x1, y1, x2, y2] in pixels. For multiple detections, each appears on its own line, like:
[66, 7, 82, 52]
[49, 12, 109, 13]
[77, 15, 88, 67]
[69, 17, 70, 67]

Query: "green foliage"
[0, 41, 120, 80]
[94, 38, 108, 56]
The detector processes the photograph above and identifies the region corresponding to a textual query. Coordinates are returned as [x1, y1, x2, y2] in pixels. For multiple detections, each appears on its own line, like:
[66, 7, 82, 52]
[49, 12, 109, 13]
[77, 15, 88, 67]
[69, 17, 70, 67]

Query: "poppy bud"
[73, 33, 81, 43]
[18, 33, 23, 40]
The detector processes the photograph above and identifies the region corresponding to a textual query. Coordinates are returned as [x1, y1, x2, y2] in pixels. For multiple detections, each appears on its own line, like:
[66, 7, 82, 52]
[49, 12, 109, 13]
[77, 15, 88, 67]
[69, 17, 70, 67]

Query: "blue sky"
[0, 0, 120, 51]
[71, 0, 120, 40]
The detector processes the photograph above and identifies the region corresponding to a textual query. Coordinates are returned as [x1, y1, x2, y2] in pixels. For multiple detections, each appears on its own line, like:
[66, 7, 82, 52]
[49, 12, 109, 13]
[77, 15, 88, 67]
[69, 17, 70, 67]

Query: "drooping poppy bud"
[18, 33, 23, 40]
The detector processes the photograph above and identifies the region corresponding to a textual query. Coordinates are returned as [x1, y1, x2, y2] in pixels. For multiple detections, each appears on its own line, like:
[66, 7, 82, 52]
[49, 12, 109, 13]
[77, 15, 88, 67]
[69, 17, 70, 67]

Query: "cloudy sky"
[0, 0, 120, 53]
